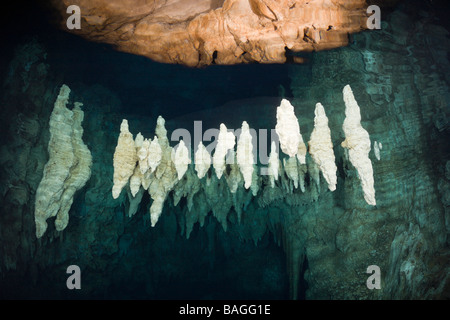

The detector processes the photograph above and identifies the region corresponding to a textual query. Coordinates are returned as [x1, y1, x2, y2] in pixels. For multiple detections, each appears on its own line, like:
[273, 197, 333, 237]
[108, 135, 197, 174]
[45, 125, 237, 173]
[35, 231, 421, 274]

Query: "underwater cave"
[0, 0, 449, 301]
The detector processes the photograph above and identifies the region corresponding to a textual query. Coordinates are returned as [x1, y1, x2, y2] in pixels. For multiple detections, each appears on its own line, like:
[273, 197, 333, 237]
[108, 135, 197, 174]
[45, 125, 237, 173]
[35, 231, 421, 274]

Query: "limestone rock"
[283, 157, 299, 190]
[148, 136, 162, 173]
[268, 141, 280, 188]
[195, 141, 211, 179]
[250, 166, 260, 196]
[129, 166, 143, 197]
[374, 141, 382, 161]
[298, 163, 307, 193]
[225, 151, 242, 194]
[51, 0, 369, 66]
[137, 138, 150, 174]
[275, 99, 306, 159]
[141, 170, 152, 191]
[134, 132, 144, 148]
[236, 121, 254, 189]
[148, 116, 179, 226]
[296, 139, 307, 165]
[213, 123, 235, 179]
[173, 166, 200, 211]
[112, 119, 137, 199]
[172, 139, 191, 180]
[34, 84, 92, 238]
[203, 173, 233, 232]
[308, 103, 337, 191]
[307, 157, 321, 194]
[341, 85, 376, 206]
[126, 185, 144, 217]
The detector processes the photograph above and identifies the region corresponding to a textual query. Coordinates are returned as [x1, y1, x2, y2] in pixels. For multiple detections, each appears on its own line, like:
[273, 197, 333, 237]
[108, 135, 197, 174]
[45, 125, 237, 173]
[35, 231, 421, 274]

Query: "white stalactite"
[148, 136, 162, 173]
[135, 132, 144, 148]
[137, 138, 150, 174]
[296, 140, 307, 165]
[341, 84, 376, 206]
[112, 119, 137, 199]
[283, 157, 299, 189]
[268, 141, 280, 188]
[148, 116, 178, 226]
[225, 150, 242, 194]
[173, 139, 191, 180]
[213, 123, 235, 179]
[35, 85, 92, 238]
[110, 83, 380, 235]
[250, 166, 260, 196]
[374, 140, 381, 161]
[308, 102, 337, 191]
[236, 121, 254, 189]
[195, 141, 211, 179]
[275, 99, 306, 160]
[129, 166, 143, 197]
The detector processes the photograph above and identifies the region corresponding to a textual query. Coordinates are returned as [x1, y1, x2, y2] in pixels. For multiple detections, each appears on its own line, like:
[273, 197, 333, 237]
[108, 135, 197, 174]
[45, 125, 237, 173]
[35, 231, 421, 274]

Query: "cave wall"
[287, 6, 450, 299]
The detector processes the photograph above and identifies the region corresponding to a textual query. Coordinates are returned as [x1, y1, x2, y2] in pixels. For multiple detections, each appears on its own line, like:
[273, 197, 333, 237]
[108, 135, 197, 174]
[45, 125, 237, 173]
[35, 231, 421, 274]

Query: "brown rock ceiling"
[51, 0, 375, 66]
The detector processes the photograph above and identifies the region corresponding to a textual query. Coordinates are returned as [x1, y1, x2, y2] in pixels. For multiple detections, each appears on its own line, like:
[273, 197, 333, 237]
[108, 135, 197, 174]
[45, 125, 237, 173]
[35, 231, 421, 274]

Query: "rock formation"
[195, 141, 211, 179]
[275, 99, 305, 158]
[173, 139, 191, 180]
[213, 123, 236, 179]
[341, 84, 376, 206]
[374, 141, 382, 161]
[148, 137, 162, 173]
[236, 121, 254, 189]
[34, 84, 92, 238]
[148, 116, 179, 227]
[50, 0, 371, 66]
[308, 103, 337, 191]
[3, 2, 448, 300]
[225, 150, 243, 194]
[137, 137, 150, 174]
[268, 141, 280, 188]
[283, 156, 300, 190]
[112, 119, 137, 199]
[111, 90, 376, 229]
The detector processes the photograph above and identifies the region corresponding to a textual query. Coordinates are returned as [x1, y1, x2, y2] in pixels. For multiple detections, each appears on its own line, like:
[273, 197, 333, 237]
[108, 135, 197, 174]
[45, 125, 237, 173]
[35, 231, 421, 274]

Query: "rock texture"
[195, 141, 211, 179]
[308, 102, 337, 191]
[341, 84, 376, 205]
[213, 123, 236, 179]
[148, 116, 179, 227]
[287, 4, 450, 299]
[148, 137, 163, 173]
[275, 98, 304, 158]
[137, 137, 151, 174]
[236, 121, 254, 189]
[112, 120, 137, 199]
[111, 90, 378, 235]
[173, 139, 191, 180]
[50, 0, 370, 66]
[34, 84, 92, 238]
[268, 141, 280, 188]
[373, 140, 382, 161]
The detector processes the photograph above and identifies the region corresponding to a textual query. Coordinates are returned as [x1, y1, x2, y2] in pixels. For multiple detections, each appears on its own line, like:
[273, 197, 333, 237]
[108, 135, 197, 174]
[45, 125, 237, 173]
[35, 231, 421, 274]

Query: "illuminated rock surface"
[50, 0, 370, 66]
[34, 85, 92, 238]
